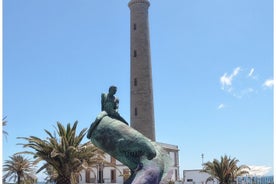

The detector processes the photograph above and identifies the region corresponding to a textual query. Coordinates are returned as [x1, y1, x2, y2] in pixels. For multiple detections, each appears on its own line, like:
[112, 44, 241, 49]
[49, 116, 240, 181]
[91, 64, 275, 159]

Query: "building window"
[134, 78, 137, 86]
[98, 165, 104, 183]
[187, 179, 193, 182]
[175, 169, 178, 181]
[133, 50, 137, 57]
[133, 23, 136, 30]
[85, 170, 90, 183]
[111, 169, 116, 183]
[135, 107, 138, 116]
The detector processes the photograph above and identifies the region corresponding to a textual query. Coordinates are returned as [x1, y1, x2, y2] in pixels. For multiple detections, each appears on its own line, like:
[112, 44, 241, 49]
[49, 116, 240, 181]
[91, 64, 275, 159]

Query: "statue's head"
[109, 86, 117, 94]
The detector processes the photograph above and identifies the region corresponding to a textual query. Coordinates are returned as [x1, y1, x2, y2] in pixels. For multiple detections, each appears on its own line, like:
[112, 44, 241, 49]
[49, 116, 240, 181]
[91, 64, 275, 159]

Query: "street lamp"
[201, 153, 204, 167]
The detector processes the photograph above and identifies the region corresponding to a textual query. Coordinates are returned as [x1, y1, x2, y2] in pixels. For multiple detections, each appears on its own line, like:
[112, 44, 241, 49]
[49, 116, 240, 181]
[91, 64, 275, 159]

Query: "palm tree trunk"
[56, 176, 71, 184]
[17, 174, 20, 184]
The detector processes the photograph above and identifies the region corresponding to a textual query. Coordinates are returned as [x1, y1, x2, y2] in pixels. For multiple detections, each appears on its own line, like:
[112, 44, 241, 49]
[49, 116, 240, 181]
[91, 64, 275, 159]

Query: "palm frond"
[17, 121, 106, 184]
[3, 154, 37, 183]
[2, 116, 8, 136]
[202, 155, 249, 184]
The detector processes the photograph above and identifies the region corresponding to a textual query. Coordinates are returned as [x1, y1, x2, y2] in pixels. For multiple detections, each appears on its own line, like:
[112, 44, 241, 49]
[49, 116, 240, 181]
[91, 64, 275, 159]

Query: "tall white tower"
[128, 0, 156, 141]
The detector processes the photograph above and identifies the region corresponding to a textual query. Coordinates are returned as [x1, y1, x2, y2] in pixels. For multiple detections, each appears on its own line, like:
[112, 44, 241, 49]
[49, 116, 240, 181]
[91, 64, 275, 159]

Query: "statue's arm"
[115, 98, 119, 110]
[101, 93, 106, 111]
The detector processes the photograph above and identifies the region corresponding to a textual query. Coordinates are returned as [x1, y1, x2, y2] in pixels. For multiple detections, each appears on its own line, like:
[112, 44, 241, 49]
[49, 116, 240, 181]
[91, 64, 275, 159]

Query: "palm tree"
[3, 154, 36, 184]
[43, 165, 58, 183]
[17, 121, 106, 184]
[202, 155, 249, 184]
[2, 116, 8, 138]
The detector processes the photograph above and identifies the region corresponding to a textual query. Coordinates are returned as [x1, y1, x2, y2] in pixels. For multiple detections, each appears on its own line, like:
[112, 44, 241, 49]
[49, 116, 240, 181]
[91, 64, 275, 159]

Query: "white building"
[78, 142, 179, 184]
[159, 142, 180, 182]
[78, 153, 129, 184]
[183, 170, 218, 184]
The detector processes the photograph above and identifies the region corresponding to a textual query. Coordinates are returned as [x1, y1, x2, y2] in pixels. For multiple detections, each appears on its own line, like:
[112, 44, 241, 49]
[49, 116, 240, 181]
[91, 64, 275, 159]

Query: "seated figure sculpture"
[101, 85, 128, 125]
[87, 86, 172, 184]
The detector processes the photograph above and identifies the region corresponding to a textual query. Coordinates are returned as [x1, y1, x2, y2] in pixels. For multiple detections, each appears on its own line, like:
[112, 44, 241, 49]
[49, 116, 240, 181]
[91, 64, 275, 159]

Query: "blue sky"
[2, 0, 274, 180]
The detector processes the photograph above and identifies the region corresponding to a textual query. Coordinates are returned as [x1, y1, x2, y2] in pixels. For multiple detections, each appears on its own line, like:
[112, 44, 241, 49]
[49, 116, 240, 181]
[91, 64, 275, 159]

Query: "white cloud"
[220, 74, 232, 86]
[248, 165, 271, 176]
[217, 104, 225, 110]
[220, 67, 241, 89]
[233, 67, 241, 76]
[219, 67, 263, 98]
[248, 68, 254, 77]
[263, 79, 274, 88]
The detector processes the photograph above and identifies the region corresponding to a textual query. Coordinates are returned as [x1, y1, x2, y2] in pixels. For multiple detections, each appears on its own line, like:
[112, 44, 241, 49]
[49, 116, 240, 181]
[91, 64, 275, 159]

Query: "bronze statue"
[87, 86, 172, 184]
[101, 86, 128, 125]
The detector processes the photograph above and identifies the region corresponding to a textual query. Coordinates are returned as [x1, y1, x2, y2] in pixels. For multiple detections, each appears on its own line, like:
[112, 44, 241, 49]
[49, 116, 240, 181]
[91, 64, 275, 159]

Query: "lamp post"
[201, 153, 204, 167]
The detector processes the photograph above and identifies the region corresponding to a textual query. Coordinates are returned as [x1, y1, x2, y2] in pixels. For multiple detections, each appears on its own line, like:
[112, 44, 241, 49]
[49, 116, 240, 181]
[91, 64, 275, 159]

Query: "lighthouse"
[128, 0, 156, 141]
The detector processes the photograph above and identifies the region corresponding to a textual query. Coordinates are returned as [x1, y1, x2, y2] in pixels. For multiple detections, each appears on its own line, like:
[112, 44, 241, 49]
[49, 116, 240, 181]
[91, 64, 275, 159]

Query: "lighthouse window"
[133, 23, 136, 30]
[133, 50, 137, 57]
[134, 78, 137, 86]
[135, 108, 138, 116]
